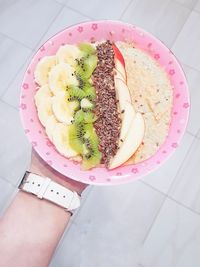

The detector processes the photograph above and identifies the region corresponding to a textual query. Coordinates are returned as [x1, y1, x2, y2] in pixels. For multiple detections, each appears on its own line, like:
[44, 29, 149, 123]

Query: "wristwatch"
[18, 171, 81, 214]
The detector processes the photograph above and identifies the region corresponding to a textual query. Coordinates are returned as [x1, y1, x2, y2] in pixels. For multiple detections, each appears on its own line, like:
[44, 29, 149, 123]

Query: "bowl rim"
[20, 20, 190, 185]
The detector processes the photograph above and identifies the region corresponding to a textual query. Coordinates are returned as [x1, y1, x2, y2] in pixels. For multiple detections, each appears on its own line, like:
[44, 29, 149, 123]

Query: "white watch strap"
[19, 172, 80, 212]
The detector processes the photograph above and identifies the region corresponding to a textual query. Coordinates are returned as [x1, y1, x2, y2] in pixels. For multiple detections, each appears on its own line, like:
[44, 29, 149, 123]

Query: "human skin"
[0, 150, 87, 267]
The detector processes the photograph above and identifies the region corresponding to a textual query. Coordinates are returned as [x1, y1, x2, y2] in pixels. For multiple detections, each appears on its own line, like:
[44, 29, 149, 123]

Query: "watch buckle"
[18, 171, 30, 189]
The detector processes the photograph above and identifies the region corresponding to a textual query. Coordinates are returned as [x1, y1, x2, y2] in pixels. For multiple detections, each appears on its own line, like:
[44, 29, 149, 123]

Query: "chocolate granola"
[92, 41, 121, 166]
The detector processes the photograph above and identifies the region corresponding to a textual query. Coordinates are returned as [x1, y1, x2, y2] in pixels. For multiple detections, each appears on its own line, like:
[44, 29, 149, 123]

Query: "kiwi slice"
[82, 143, 90, 155]
[69, 120, 102, 169]
[82, 130, 101, 170]
[83, 111, 97, 123]
[83, 84, 96, 101]
[68, 123, 85, 154]
[67, 85, 85, 101]
[75, 110, 97, 124]
[74, 110, 85, 123]
[78, 43, 96, 55]
[76, 55, 97, 80]
[84, 55, 97, 77]
[82, 150, 101, 170]
[81, 98, 94, 110]
[83, 123, 94, 136]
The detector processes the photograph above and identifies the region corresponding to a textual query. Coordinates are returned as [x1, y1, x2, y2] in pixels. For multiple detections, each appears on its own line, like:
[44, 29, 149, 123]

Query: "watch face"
[20, 20, 189, 185]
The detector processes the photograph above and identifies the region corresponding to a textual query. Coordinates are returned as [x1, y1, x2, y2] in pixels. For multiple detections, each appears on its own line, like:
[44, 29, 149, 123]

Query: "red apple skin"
[112, 43, 125, 67]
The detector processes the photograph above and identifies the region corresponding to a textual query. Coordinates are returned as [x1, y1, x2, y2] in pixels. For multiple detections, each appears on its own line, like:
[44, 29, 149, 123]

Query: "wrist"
[1, 191, 71, 243]
[29, 150, 87, 195]
[19, 172, 81, 214]
[18, 190, 71, 219]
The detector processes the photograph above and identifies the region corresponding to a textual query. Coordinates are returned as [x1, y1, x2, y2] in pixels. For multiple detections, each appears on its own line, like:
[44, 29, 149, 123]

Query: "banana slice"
[48, 63, 78, 95]
[37, 97, 53, 127]
[34, 56, 57, 86]
[56, 44, 82, 67]
[71, 155, 82, 162]
[53, 123, 78, 158]
[45, 115, 58, 142]
[52, 92, 79, 124]
[34, 84, 52, 108]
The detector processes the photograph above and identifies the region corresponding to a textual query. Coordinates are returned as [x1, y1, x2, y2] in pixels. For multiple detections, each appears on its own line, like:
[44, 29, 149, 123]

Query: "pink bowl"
[20, 20, 190, 185]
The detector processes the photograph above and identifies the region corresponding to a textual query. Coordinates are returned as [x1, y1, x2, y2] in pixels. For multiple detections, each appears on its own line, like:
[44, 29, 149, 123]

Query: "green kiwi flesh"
[67, 43, 101, 169]
[82, 130, 101, 170]
[78, 43, 96, 56]
[75, 110, 97, 124]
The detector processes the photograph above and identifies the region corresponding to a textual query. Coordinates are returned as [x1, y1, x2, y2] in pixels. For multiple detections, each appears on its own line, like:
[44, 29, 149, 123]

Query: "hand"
[29, 149, 88, 195]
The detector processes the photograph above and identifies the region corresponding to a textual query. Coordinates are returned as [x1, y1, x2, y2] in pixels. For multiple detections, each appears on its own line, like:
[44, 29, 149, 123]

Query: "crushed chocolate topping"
[92, 40, 121, 166]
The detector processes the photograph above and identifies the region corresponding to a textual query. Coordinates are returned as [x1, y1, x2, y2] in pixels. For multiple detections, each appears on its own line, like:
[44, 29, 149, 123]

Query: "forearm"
[0, 191, 70, 267]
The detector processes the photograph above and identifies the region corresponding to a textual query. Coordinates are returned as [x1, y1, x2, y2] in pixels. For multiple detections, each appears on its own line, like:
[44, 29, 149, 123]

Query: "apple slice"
[114, 68, 125, 82]
[115, 59, 126, 81]
[120, 102, 136, 143]
[112, 43, 125, 67]
[115, 77, 131, 111]
[113, 43, 127, 81]
[109, 113, 145, 169]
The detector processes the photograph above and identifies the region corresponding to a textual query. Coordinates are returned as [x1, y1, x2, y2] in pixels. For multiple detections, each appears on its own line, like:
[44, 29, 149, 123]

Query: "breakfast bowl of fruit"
[20, 20, 190, 185]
